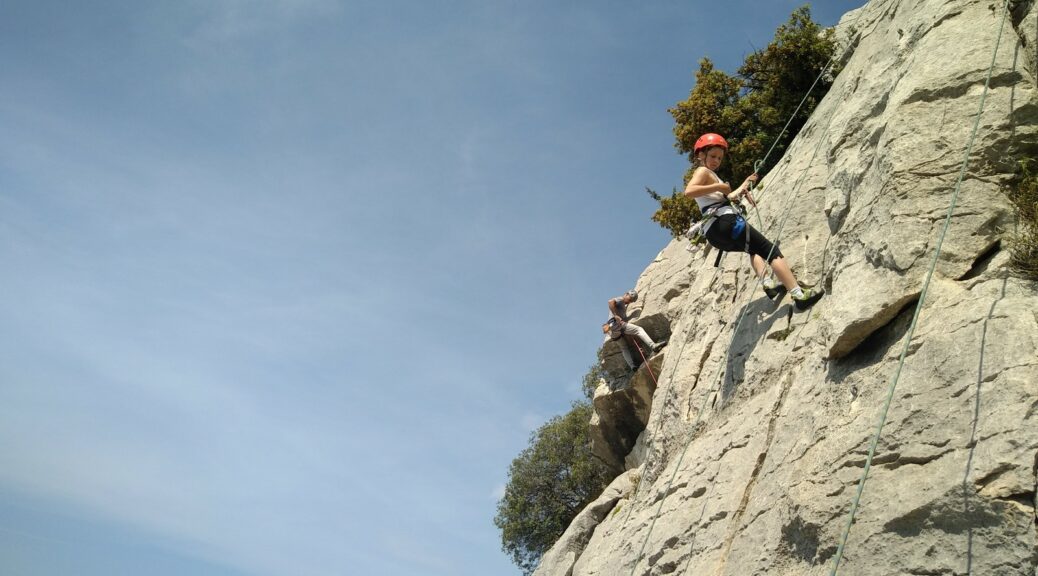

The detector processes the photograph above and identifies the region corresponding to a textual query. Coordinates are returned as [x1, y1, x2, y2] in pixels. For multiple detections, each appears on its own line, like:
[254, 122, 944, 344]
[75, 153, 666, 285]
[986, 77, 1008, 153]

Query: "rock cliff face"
[536, 0, 1038, 574]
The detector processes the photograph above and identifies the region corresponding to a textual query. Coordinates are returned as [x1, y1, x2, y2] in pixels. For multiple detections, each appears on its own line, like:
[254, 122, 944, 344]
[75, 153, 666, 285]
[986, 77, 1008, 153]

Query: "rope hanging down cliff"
[634, 3, 1011, 570]
[827, 1, 1011, 573]
[623, 15, 867, 576]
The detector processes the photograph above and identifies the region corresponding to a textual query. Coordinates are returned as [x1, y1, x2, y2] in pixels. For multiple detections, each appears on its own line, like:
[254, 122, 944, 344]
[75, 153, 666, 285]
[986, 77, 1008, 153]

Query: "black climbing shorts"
[705, 214, 783, 263]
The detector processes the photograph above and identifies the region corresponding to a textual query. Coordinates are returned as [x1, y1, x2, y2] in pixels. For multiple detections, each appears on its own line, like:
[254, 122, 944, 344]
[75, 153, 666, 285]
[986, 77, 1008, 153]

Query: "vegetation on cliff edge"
[493, 392, 613, 575]
[1008, 160, 1038, 280]
[496, 6, 847, 573]
[650, 5, 841, 238]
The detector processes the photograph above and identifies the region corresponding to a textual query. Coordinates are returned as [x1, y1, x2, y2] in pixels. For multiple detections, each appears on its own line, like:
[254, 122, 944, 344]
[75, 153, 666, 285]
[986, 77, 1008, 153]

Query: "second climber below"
[603, 289, 667, 373]
[683, 132, 824, 311]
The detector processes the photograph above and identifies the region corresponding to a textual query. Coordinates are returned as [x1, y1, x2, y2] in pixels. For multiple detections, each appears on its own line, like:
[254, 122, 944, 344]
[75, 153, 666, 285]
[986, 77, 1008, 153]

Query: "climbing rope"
[627, 82, 848, 576]
[753, 7, 868, 200]
[744, 22, 864, 289]
[755, 56, 838, 179]
[615, 260, 718, 535]
[619, 118, 825, 542]
[828, 1, 1010, 573]
[633, 339, 661, 389]
[625, 11, 871, 574]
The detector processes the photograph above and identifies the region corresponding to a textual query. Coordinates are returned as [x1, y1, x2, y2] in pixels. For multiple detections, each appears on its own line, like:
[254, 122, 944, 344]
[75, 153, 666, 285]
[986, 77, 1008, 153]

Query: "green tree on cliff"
[651, 5, 841, 238]
[494, 390, 613, 574]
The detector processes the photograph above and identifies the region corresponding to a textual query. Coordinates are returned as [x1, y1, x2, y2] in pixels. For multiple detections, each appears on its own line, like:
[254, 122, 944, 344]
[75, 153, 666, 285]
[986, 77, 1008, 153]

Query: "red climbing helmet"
[693, 133, 728, 154]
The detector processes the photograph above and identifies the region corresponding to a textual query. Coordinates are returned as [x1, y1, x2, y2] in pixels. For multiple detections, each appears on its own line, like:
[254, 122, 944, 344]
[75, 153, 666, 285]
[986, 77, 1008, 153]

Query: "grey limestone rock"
[535, 1, 1038, 574]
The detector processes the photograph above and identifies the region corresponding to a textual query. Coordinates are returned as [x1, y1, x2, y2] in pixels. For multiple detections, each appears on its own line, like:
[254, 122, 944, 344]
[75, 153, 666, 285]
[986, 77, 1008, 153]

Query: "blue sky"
[0, 2, 863, 575]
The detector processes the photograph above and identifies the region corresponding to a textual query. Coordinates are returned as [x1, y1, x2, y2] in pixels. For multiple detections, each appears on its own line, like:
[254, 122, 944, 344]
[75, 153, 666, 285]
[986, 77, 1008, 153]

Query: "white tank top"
[693, 168, 728, 212]
[693, 167, 738, 234]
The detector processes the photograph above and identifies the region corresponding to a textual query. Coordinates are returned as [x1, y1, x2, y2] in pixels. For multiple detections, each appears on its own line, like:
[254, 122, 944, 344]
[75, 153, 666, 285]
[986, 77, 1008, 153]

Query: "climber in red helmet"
[683, 133, 824, 311]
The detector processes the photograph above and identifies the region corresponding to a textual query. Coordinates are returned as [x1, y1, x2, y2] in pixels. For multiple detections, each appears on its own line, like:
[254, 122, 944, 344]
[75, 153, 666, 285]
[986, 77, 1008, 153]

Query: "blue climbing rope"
[827, 1, 1011, 573]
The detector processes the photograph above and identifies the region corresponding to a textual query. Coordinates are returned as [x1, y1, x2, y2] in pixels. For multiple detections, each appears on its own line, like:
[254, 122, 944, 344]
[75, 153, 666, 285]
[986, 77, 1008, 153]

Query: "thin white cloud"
[184, 0, 341, 46]
[520, 412, 546, 433]
[1, 2, 867, 575]
[490, 483, 506, 501]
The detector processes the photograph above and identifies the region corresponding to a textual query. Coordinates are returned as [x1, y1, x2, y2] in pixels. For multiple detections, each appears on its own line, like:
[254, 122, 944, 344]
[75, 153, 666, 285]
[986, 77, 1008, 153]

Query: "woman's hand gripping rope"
[728, 173, 759, 206]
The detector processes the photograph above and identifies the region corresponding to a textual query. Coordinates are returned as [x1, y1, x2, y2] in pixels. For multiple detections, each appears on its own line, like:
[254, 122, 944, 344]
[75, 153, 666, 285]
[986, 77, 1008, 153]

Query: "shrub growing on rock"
[494, 400, 614, 575]
[1008, 160, 1038, 280]
[651, 6, 840, 238]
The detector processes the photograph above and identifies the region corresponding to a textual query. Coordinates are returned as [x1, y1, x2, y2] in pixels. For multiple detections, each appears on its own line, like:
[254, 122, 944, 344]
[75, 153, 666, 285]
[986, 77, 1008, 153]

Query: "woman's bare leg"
[766, 256, 798, 290]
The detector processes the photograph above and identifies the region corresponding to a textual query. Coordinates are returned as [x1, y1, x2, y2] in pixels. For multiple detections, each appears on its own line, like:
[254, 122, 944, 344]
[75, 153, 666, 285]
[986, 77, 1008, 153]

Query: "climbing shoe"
[651, 340, 668, 353]
[792, 288, 825, 311]
[763, 283, 787, 300]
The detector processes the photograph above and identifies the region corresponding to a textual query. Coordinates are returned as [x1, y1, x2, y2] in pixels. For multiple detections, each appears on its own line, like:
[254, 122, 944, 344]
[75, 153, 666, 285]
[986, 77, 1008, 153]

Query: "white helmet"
[625, 289, 638, 302]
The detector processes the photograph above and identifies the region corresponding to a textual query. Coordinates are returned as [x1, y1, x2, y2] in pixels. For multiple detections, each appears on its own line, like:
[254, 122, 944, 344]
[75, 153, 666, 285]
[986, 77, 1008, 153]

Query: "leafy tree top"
[651, 5, 840, 238]
[494, 401, 614, 574]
